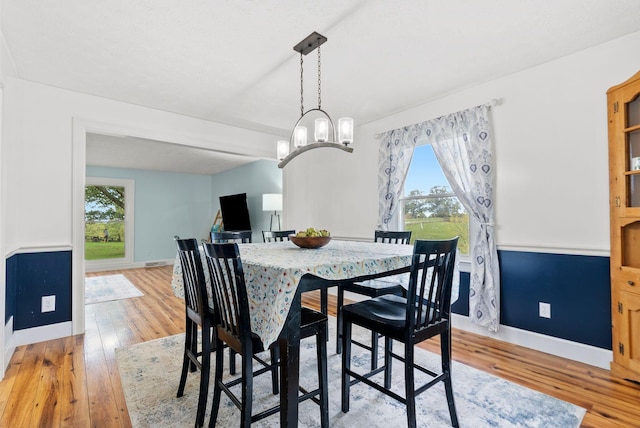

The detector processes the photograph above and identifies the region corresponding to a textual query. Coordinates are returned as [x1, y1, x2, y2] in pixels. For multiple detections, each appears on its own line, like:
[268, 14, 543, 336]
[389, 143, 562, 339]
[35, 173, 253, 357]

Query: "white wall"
[2, 77, 281, 338]
[285, 31, 640, 255]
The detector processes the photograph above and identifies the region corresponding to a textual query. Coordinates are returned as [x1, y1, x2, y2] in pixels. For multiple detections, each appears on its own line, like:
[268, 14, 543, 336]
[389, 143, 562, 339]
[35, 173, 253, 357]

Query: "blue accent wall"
[87, 166, 214, 261]
[451, 250, 611, 350]
[6, 251, 72, 330]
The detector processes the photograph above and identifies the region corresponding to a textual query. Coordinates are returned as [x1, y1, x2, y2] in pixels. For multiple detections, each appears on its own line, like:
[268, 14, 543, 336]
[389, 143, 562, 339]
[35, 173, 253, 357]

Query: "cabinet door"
[609, 83, 640, 216]
[616, 291, 640, 375]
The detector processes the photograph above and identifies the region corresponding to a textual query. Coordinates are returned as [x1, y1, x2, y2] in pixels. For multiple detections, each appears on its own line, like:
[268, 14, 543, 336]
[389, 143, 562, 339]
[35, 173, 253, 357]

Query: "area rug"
[116, 319, 585, 428]
[85, 274, 143, 304]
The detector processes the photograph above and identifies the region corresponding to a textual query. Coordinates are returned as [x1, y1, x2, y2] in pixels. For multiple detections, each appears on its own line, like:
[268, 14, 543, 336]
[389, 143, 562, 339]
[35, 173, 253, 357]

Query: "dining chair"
[336, 230, 412, 364]
[203, 242, 329, 428]
[262, 229, 295, 242]
[174, 237, 216, 427]
[341, 237, 459, 428]
[211, 230, 252, 243]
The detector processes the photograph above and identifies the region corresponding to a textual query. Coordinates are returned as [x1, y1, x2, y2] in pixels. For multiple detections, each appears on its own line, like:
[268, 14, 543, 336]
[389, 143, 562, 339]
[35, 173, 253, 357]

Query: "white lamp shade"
[338, 117, 354, 145]
[293, 125, 307, 148]
[262, 193, 283, 212]
[314, 118, 329, 142]
[277, 140, 290, 160]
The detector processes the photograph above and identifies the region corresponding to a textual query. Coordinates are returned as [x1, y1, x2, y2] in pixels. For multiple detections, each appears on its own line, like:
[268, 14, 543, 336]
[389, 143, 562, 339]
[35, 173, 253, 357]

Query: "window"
[85, 177, 135, 269]
[401, 144, 469, 256]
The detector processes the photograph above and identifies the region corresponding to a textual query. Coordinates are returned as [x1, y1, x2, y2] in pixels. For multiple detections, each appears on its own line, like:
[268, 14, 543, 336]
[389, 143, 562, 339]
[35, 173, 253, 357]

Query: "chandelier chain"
[317, 45, 322, 109]
[299, 52, 304, 117]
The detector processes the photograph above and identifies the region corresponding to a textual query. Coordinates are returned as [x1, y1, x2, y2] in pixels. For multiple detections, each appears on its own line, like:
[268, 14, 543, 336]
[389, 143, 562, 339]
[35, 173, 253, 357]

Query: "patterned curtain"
[426, 105, 499, 332]
[376, 104, 499, 331]
[376, 127, 419, 229]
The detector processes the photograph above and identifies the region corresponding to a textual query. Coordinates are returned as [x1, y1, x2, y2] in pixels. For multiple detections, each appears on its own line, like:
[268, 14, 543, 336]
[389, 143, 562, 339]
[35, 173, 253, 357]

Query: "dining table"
[171, 239, 416, 427]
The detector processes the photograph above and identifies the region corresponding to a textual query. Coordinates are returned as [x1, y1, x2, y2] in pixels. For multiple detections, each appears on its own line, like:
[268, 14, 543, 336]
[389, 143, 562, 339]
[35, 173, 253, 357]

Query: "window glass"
[402, 144, 469, 255]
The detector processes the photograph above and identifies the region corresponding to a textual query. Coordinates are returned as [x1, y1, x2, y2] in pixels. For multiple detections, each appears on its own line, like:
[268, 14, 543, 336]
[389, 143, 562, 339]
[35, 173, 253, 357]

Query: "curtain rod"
[375, 98, 501, 139]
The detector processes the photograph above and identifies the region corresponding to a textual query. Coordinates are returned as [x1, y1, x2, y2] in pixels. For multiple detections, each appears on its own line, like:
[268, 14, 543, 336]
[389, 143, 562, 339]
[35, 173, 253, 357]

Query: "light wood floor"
[0, 266, 638, 427]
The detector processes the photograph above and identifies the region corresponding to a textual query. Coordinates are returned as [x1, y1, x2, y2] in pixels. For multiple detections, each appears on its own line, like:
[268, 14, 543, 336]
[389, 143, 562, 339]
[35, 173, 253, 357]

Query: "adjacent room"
[1, 1, 640, 427]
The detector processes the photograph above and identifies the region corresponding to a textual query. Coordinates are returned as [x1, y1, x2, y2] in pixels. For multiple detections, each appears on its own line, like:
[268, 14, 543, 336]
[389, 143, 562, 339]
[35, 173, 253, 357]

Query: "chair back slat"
[406, 238, 458, 332]
[374, 230, 412, 244]
[211, 230, 252, 243]
[262, 230, 296, 242]
[175, 238, 208, 318]
[203, 243, 253, 349]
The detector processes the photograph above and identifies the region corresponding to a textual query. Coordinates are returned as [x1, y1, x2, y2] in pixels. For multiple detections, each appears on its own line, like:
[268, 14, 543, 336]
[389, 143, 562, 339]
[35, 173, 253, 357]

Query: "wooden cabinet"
[608, 71, 640, 381]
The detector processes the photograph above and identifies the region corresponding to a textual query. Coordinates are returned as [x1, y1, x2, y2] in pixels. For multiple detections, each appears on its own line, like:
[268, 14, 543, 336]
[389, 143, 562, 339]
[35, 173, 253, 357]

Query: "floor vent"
[145, 261, 165, 267]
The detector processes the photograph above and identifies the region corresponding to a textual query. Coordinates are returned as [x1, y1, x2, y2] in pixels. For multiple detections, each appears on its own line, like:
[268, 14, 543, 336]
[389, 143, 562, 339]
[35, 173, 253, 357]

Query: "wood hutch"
[608, 70, 640, 381]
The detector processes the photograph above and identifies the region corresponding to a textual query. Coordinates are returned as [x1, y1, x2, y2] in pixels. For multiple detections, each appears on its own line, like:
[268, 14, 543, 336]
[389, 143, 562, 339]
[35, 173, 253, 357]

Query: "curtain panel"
[377, 104, 500, 332]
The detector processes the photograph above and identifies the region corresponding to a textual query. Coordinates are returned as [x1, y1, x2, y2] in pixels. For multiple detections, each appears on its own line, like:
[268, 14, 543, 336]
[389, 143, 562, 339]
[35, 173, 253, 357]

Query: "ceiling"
[4, 0, 640, 175]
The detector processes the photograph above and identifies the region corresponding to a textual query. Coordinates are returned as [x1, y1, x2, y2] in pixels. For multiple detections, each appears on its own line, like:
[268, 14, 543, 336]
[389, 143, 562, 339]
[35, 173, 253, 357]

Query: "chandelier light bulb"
[293, 126, 307, 148]
[314, 118, 329, 142]
[277, 140, 290, 160]
[338, 117, 354, 146]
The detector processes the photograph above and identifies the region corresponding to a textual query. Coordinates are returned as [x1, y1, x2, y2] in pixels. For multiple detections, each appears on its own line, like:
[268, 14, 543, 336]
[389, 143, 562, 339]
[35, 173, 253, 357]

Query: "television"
[219, 193, 252, 231]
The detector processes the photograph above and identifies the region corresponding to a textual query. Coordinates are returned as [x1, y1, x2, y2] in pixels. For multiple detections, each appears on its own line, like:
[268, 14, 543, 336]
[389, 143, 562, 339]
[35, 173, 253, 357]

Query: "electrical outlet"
[539, 302, 551, 319]
[42, 295, 56, 313]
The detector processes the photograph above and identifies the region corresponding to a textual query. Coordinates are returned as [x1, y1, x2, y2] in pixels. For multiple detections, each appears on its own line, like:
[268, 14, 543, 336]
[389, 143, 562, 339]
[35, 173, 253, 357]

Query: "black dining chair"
[336, 230, 412, 364]
[262, 230, 296, 242]
[174, 238, 216, 427]
[341, 237, 459, 428]
[211, 230, 252, 243]
[203, 242, 329, 428]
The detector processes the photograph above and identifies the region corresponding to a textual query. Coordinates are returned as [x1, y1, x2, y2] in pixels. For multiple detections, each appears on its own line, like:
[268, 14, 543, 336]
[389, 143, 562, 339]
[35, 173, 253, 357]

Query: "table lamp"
[262, 193, 282, 231]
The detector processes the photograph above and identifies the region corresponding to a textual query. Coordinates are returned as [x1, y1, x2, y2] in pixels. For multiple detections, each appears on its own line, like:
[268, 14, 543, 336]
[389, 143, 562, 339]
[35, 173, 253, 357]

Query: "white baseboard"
[11, 322, 73, 347]
[452, 313, 612, 369]
[4, 317, 15, 374]
[85, 258, 174, 272]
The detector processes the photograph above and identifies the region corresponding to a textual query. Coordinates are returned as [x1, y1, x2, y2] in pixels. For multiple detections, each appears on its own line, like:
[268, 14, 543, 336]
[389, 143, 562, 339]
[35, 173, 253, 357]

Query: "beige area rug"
[116, 318, 585, 427]
[85, 274, 143, 304]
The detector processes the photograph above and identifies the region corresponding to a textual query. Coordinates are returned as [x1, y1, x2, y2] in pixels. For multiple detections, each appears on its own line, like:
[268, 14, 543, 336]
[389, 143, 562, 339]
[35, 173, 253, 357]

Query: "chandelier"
[277, 32, 354, 168]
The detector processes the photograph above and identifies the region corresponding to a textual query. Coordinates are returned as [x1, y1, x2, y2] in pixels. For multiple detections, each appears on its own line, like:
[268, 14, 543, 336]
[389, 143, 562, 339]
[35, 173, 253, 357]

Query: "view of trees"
[85, 185, 126, 259]
[404, 186, 463, 219]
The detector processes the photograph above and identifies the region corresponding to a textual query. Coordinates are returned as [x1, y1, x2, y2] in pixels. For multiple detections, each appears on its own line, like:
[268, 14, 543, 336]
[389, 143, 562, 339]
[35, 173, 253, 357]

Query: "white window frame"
[84, 177, 135, 271]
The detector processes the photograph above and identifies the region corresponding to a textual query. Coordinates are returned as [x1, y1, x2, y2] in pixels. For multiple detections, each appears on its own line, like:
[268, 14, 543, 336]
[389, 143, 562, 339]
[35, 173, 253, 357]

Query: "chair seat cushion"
[342, 294, 408, 331]
[343, 279, 405, 297]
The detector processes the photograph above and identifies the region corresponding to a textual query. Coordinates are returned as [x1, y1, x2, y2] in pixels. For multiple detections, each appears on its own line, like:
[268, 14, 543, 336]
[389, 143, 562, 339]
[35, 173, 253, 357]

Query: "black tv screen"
[219, 193, 251, 231]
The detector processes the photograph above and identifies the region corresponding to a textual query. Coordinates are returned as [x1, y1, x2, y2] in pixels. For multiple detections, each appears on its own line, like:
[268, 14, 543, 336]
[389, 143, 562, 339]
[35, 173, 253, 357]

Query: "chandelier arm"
[278, 143, 353, 168]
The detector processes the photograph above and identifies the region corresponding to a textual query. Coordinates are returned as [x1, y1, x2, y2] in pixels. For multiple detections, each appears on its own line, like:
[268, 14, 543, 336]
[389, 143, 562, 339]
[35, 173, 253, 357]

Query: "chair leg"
[189, 322, 198, 372]
[317, 323, 329, 428]
[177, 319, 194, 397]
[441, 329, 459, 427]
[270, 346, 280, 395]
[321, 288, 329, 341]
[370, 331, 378, 370]
[384, 336, 392, 389]
[195, 324, 211, 427]
[208, 338, 225, 428]
[336, 287, 345, 354]
[240, 351, 254, 428]
[341, 319, 352, 413]
[404, 343, 417, 428]
[229, 349, 236, 375]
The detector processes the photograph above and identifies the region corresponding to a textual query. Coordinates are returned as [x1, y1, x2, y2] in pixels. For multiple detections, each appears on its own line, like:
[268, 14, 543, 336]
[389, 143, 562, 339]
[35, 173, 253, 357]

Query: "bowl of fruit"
[289, 228, 332, 249]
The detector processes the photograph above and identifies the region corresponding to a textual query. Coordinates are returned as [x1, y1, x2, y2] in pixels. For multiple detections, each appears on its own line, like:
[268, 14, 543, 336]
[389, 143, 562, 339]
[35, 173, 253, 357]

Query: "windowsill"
[458, 257, 471, 273]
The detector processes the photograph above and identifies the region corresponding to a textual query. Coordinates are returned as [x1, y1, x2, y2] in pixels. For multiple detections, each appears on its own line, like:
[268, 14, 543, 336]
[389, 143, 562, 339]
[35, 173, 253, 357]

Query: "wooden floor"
[0, 266, 638, 427]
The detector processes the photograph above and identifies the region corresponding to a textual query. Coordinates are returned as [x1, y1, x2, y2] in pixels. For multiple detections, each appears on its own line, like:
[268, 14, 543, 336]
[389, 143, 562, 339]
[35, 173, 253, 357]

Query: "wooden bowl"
[289, 235, 331, 249]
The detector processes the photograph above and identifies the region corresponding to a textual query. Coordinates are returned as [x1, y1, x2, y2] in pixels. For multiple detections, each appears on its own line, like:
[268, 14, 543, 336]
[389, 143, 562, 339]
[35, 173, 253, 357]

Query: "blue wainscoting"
[451, 250, 611, 350]
[5, 251, 72, 330]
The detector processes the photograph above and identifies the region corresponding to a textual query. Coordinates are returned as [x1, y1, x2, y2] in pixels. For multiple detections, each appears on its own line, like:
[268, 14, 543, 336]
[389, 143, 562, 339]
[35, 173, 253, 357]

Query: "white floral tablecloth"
[171, 240, 414, 348]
